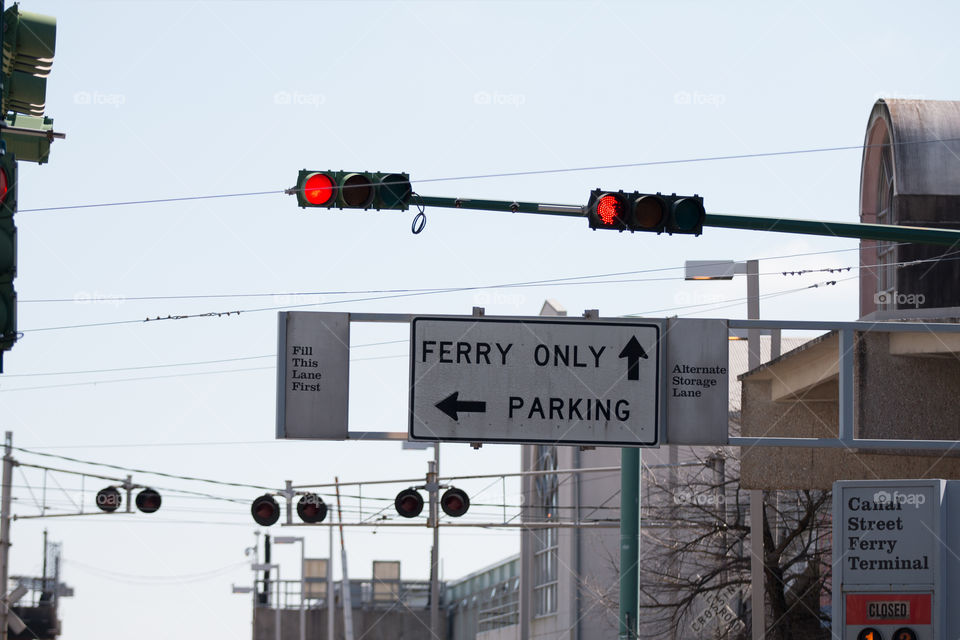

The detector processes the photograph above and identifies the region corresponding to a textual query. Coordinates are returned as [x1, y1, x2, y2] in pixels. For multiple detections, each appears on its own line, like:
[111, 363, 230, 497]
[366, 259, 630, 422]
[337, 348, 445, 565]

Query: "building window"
[532, 445, 558, 616]
[876, 140, 896, 305]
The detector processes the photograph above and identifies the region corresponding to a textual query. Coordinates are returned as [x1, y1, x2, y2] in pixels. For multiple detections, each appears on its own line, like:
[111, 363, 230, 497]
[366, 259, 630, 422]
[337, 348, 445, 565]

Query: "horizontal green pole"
[415, 195, 583, 217]
[415, 194, 960, 246]
[705, 213, 960, 246]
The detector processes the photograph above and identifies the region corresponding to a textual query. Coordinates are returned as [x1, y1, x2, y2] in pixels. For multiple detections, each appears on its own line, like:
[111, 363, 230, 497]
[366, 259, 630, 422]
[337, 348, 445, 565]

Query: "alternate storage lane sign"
[409, 317, 663, 446]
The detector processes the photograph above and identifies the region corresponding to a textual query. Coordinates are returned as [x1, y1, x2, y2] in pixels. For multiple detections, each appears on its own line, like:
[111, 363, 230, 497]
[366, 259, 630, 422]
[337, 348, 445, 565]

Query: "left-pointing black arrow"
[435, 391, 487, 421]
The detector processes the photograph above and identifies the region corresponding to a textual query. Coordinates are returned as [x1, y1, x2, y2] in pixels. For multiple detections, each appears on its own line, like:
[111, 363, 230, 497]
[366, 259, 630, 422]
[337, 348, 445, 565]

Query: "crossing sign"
[408, 316, 663, 446]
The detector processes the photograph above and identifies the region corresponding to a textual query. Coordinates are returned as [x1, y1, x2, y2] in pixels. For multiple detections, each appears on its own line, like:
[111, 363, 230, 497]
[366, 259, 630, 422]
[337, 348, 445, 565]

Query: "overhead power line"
[20, 246, 866, 334]
[13, 446, 276, 492]
[17, 136, 960, 214]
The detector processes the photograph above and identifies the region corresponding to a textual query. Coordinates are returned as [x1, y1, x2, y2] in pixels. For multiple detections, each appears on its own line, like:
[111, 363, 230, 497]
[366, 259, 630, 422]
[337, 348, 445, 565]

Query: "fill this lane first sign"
[409, 317, 663, 446]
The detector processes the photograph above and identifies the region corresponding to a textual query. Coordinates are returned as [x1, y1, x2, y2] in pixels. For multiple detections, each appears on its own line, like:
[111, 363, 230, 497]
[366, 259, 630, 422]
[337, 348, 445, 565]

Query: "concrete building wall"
[520, 445, 620, 640]
[741, 331, 960, 489]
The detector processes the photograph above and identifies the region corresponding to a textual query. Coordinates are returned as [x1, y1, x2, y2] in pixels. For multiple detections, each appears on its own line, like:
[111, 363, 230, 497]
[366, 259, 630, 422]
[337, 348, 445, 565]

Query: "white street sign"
[409, 317, 663, 446]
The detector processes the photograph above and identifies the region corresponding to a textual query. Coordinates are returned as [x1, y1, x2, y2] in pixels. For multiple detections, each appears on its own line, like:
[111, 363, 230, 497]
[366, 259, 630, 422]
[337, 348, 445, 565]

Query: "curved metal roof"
[863, 98, 960, 196]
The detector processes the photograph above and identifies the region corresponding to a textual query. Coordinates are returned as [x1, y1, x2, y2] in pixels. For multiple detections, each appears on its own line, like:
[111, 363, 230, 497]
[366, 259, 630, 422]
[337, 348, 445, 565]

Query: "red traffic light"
[303, 173, 336, 206]
[135, 488, 162, 514]
[588, 190, 628, 230]
[296, 493, 327, 523]
[96, 486, 122, 512]
[596, 194, 624, 226]
[0, 168, 7, 203]
[395, 488, 424, 518]
[440, 487, 470, 517]
[251, 494, 281, 526]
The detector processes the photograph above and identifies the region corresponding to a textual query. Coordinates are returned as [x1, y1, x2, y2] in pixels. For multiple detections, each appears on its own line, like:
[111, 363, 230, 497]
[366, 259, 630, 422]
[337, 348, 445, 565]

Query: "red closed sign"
[845, 593, 931, 625]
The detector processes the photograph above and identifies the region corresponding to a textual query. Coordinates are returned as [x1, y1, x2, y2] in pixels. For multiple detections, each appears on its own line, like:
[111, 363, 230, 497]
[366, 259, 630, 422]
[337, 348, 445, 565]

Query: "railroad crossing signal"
[295, 170, 411, 210]
[587, 188, 705, 235]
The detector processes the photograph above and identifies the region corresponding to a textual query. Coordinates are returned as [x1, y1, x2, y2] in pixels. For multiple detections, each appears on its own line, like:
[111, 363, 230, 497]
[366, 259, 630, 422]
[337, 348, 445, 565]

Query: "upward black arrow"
[618, 336, 649, 381]
[435, 391, 487, 421]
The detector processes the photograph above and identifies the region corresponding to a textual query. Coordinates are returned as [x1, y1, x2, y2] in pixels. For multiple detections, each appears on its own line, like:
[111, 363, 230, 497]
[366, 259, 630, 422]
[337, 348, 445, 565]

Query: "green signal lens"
[379, 173, 411, 208]
[672, 198, 704, 231]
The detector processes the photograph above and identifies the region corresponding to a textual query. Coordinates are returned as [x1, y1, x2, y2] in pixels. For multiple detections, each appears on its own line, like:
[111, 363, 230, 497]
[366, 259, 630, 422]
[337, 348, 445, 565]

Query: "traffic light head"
[587, 188, 704, 235]
[96, 487, 121, 513]
[135, 488, 162, 514]
[295, 170, 411, 211]
[251, 494, 281, 526]
[394, 488, 424, 518]
[440, 487, 470, 517]
[296, 493, 327, 524]
[1, 5, 56, 118]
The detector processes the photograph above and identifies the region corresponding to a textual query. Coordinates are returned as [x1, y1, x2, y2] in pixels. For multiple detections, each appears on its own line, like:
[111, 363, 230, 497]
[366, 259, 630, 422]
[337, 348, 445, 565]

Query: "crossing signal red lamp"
[96, 486, 121, 513]
[295, 170, 411, 211]
[135, 488, 162, 514]
[588, 189, 705, 235]
[296, 493, 327, 523]
[394, 488, 424, 518]
[440, 487, 470, 517]
[251, 494, 281, 526]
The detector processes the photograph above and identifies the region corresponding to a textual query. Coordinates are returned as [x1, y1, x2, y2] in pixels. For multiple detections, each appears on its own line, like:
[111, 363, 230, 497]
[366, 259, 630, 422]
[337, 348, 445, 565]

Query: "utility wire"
[17, 136, 960, 214]
[18, 244, 872, 306]
[20, 246, 867, 334]
[13, 446, 277, 492]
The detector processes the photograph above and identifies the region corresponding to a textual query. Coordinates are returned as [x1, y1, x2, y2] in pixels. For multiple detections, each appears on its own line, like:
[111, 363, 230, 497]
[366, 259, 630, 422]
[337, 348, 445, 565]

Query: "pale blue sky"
[1, 1, 957, 638]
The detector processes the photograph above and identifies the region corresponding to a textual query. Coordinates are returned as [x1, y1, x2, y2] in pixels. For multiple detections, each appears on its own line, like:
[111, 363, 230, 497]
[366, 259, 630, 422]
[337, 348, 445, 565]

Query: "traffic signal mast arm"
[411, 194, 960, 246]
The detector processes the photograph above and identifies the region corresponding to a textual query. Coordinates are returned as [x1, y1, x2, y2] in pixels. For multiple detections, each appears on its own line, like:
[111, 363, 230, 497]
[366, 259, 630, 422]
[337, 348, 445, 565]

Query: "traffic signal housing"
[296, 493, 327, 523]
[135, 488, 162, 514]
[587, 189, 705, 235]
[251, 494, 281, 526]
[440, 487, 470, 517]
[1, 5, 56, 118]
[96, 487, 121, 513]
[0, 152, 16, 365]
[394, 488, 424, 518]
[295, 170, 411, 211]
